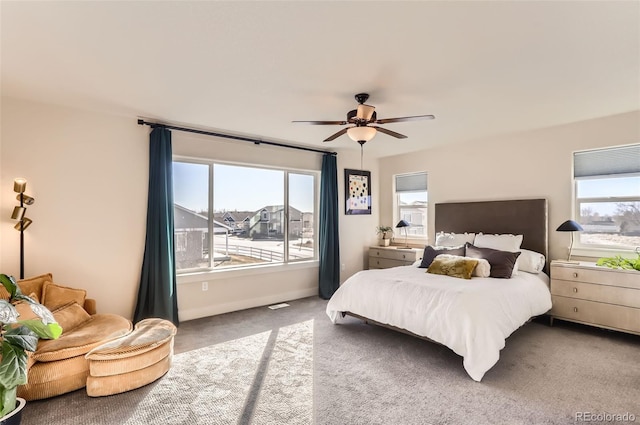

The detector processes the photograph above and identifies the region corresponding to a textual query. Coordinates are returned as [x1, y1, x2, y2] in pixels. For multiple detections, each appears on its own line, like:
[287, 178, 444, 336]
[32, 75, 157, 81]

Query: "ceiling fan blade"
[292, 120, 348, 125]
[371, 126, 407, 139]
[324, 128, 349, 142]
[374, 114, 435, 124]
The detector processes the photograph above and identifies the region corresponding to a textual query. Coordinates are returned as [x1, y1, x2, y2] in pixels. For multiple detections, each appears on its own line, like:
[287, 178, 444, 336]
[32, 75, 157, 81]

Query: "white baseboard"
[178, 287, 317, 322]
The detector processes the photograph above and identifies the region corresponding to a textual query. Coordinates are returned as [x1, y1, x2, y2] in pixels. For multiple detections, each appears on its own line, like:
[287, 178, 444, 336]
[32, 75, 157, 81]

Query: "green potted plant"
[0, 274, 61, 425]
[376, 226, 393, 247]
[596, 248, 640, 271]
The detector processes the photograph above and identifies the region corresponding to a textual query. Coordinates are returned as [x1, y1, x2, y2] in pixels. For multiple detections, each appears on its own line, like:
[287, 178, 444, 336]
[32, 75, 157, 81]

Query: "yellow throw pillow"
[42, 281, 87, 311]
[427, 256, 479, 280]
[52, 302, 91, 333]
[0, 273, 52, 300]
[18, 273, 53, 300]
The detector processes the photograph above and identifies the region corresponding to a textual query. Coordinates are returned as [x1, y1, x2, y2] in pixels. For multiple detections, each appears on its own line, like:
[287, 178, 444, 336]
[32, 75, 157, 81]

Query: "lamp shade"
[347, 126, 377, 143]
[356, 104, 375, 121]
[14, 217, 32, 231]
[11, 206, 26, 221]
[13, 178, 27, 193]
[396, 219, 410, 228]
[17, 194, 35, 205]
[556, 220, 583, 232]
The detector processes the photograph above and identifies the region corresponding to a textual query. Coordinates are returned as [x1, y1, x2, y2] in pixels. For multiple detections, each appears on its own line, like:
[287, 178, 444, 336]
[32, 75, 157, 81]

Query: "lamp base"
[553, 259, 580, 265]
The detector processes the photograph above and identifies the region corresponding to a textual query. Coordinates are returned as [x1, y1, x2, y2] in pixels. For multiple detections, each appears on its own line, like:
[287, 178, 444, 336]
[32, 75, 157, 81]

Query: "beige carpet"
[21, 297, 640, 424]
[120, 319, 314, 425]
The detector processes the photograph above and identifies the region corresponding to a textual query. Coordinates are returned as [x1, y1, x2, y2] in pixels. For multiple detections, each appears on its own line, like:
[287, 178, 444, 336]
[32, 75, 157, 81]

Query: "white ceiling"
[2, 1, 639, 157]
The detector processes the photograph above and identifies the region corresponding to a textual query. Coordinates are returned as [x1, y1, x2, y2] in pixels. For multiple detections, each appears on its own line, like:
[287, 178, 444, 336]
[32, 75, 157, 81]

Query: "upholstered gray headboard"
[435, 199, 548, 263]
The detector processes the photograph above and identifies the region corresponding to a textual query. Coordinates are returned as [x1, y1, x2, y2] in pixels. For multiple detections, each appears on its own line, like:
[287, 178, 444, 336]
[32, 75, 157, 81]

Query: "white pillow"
[435, 232, 476, 247]
[473, 233, 523, 252]
[436, 254, 491, 278]
[517, 249, 546, 274]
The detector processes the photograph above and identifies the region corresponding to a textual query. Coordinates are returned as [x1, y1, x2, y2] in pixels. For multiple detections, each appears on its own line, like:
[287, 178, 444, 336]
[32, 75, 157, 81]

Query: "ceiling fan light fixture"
[356, 104, 375, 121]
[347, 126, 377, 143]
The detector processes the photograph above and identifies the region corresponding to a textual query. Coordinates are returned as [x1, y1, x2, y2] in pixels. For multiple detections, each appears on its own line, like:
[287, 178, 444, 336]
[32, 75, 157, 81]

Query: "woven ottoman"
[85, 318, 177, 397]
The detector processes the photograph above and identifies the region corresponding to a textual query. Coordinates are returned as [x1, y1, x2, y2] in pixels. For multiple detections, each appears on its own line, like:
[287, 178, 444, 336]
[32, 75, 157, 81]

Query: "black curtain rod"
[137, 119, 336, 156]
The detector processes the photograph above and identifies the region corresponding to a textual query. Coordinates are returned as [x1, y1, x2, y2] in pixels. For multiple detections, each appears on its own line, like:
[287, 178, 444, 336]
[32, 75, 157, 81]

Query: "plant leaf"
[19, 319, 62, 340]
[0, 300, 19, 324]
[3, 326, 39, 352]
[0, 274, 19, 299]
[0, 386, 17, 418]
[0, 338, 30, 389]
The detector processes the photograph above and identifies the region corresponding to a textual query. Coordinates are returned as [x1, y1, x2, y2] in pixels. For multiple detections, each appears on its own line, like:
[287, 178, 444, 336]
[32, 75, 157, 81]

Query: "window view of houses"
[576, 176, 640, 248]
[173, 161, 316, 272]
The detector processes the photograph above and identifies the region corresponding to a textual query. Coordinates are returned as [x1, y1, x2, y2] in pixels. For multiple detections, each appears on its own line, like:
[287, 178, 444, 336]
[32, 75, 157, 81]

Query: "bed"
[326, 199, 553, 381]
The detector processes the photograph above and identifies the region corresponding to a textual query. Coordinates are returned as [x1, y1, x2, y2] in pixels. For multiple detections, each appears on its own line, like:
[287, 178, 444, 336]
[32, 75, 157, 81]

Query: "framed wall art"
[345, 169, 371, 215]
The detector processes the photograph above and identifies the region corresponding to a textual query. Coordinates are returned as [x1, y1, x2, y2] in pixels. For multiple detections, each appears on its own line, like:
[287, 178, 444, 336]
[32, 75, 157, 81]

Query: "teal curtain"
[134, 127, 179, 325]
[318, 153, 340, 299]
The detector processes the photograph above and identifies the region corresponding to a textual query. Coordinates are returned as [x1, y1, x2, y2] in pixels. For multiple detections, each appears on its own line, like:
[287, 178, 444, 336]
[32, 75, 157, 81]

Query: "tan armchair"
[6, 273, 133, 400]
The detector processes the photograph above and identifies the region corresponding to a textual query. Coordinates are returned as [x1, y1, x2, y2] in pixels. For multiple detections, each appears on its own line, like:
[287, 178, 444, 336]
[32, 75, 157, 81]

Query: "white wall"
[0, 97, 375, 321]
[378, 110, 640, 261]
[1, 97, 148, 318]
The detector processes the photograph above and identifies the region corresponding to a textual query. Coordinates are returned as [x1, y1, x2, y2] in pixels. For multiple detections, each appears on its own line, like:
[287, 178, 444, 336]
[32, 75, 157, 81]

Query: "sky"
[577, 176, 640, 215]
[173, 161, 638, 216]
[173, 162, 315, 213]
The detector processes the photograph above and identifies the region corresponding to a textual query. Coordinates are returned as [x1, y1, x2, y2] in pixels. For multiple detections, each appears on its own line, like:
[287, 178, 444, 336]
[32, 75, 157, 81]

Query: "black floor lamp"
[10, 178, 34, 279]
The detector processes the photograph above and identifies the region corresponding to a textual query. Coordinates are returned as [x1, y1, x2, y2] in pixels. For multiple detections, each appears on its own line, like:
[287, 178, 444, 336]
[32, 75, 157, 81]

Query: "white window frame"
[571, 144, 640, 257]
[394, 172, 428, 242]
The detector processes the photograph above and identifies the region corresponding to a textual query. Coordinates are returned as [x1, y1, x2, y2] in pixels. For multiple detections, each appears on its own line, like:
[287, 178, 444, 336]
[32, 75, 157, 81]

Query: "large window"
[574, 144, 640, 251]
[173, 160, 317, 273]
[395, 172, 428, 239]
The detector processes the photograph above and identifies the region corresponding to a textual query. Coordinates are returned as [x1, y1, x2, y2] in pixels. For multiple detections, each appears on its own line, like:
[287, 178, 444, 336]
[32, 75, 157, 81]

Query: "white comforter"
[326, 264, 552, 381]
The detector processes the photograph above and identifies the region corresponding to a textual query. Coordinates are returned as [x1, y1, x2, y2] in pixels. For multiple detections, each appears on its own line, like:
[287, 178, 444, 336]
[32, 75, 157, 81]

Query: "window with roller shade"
[573, 144, 640, 251]
[395, 172, 428, 239]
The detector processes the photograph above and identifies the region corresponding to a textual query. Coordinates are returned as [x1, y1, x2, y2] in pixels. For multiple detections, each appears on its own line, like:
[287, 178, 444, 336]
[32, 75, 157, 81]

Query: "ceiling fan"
[292, 93, 435, 144]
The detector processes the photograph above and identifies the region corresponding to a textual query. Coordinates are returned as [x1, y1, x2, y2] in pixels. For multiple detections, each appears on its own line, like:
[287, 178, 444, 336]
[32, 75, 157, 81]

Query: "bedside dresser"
[549, 260, 640, 335]
[368, 246, 422, 269]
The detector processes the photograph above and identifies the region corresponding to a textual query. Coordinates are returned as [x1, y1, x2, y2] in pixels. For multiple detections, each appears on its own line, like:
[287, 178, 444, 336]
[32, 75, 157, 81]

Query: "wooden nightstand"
[549, 260, 640, 335]
[368, 246, 422, 269]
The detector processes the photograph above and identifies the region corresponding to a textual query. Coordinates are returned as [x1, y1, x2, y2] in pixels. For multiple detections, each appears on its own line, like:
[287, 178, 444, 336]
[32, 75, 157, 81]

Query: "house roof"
[1, 2, 638, 158]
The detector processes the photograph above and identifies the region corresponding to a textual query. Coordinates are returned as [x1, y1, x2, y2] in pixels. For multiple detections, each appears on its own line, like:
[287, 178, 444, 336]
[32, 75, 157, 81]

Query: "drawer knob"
[573, 307, 578, 313]
[573, 272, 578, 278]
[402, 254, 406, 259]
[573, 287, 578, 293]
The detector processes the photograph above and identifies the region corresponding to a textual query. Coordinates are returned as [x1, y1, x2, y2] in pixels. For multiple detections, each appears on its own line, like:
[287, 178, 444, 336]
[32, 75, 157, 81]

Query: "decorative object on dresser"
[549, 260, 640, 335]
[596, 248, 640, 271]
[368, 246, 421, 269]
[395, 220, 411, 248]
[375, 226, 393, 247]
[555, 219, 583, 262]
[9, 178, 35, 279]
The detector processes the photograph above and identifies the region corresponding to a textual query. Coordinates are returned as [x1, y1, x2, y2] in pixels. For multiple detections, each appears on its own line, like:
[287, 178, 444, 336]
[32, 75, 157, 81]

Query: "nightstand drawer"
[551, 280, 640, 309]
[369, 257, 410, 269]
[552, 265, 640, 290]
[551, 296, 640, 334]
[369, 248, 418, 262]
